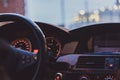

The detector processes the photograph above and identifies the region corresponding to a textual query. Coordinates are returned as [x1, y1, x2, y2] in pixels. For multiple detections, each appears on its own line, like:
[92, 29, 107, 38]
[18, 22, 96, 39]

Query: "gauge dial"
[46, 37, 61, 58]
[11, 38, 32, 52]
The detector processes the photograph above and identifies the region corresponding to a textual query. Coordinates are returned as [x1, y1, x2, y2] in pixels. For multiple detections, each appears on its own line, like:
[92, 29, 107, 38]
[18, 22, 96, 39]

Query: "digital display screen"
[94, 33, 120, 52]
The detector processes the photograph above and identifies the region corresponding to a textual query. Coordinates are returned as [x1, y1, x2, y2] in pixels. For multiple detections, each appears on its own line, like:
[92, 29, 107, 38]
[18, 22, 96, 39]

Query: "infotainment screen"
[94, 33, 120, 52]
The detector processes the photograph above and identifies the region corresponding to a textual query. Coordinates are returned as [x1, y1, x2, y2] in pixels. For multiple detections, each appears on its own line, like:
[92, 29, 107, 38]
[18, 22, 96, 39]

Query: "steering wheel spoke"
[11, 46, 36, 70]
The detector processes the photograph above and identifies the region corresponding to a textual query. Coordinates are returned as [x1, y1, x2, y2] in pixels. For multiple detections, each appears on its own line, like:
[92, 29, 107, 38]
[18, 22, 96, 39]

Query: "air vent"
[76, 56, 105, 69]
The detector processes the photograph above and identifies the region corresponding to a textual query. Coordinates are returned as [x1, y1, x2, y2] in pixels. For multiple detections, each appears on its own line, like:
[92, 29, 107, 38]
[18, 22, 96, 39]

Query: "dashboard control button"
[22, 61, 25, 64]
[22, 55, 26, 59]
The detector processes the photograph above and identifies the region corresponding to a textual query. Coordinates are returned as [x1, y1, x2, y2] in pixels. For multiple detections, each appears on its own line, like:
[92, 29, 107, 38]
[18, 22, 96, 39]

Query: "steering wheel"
[0, 13, 46, 80]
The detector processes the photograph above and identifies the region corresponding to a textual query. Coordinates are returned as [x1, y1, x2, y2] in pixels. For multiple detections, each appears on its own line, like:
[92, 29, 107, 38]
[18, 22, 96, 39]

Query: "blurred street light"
[94, 10, 99, 14]
[113, 5, 118, 10]
[100, 7, 105, 12]
[79, 10, 85, 15]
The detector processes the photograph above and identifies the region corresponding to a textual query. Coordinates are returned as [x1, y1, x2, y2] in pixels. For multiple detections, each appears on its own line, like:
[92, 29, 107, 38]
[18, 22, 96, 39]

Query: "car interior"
[0, 13, 120, 80]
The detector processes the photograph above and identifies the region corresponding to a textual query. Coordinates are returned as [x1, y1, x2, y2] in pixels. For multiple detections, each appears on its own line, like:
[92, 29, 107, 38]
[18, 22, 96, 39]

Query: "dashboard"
[1, 21, 120, 80]
[60, 23, 120, 80]
[36, 23, 120, 80]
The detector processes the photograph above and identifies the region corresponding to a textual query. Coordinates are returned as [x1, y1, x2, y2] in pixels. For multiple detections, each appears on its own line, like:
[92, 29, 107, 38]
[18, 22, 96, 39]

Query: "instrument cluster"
[11, 37, 39, 55]
[46, 37, 61, 59]
[11, 38, 32, 52]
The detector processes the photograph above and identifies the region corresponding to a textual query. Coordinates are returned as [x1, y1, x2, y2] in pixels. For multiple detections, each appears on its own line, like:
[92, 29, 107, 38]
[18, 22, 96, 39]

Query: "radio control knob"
[106, 78, 113, 80]
[54, 72, 63, 80]
[80, 76, 88, 80]
[105, 75, 114, 80]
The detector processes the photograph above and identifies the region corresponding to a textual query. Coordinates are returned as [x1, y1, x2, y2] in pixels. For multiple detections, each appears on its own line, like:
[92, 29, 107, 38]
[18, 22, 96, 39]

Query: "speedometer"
[11, 38, 32, 52]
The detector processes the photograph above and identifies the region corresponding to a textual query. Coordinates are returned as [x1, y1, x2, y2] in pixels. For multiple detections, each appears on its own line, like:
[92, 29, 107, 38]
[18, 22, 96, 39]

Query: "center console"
[56, 54, 120, 80]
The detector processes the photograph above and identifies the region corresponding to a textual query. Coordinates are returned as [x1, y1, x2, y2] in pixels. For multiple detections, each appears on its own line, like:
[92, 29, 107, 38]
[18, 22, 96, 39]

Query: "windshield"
[20, 0, 120, 29]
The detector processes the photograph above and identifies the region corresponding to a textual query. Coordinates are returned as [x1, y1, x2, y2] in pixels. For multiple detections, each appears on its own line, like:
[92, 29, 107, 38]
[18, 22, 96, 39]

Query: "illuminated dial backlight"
[46, 37, 61, 58]
[11, 38, 32, 52]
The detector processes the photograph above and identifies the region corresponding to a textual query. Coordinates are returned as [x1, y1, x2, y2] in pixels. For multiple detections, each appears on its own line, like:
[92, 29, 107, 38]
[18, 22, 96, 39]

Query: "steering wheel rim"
[0, 13, 46, 80]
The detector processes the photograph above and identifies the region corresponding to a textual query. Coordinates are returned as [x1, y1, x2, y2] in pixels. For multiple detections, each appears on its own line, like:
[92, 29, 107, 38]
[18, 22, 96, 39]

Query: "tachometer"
[46, 37, 61, 58]
[11, 38, 32, 52]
